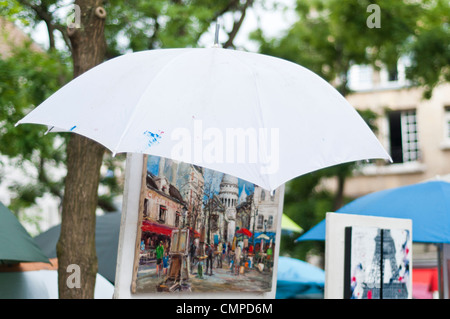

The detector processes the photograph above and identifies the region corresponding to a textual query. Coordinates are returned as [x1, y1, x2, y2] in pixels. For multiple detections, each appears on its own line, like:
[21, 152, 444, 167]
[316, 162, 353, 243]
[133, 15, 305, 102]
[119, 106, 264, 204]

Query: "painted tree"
[3, 0, 255, 298]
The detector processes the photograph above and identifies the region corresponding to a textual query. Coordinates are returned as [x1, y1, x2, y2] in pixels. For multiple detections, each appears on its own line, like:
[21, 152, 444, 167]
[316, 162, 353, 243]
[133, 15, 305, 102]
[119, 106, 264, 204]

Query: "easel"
[157, 229, 191, 292]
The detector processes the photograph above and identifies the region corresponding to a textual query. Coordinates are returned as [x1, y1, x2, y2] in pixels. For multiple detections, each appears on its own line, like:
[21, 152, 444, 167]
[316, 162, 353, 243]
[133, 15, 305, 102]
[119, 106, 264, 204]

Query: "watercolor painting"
[131, 155, 282, 294]
[344, 226, 411, 299]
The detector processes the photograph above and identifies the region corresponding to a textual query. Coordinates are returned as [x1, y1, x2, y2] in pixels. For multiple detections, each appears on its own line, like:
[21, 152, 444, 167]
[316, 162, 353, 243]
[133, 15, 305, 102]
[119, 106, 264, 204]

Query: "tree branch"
[223, 0, 254, 49]
[18, 0, 72, 52]
[18, 0, 55, 49]
[54, 23, 72, 52]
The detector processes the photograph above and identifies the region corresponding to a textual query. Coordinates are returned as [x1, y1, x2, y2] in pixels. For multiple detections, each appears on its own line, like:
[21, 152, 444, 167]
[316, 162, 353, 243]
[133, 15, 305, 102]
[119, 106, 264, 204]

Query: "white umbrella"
[256, 234, 271, 241]
[16, 47, 390, 190]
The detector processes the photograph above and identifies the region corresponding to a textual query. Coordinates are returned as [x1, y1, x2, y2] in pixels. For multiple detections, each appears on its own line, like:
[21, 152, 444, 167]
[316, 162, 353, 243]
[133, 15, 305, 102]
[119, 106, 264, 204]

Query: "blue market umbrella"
[34, 211, 121, 283]
[276, 256, 325, 299]
[296, 180, 450, 244]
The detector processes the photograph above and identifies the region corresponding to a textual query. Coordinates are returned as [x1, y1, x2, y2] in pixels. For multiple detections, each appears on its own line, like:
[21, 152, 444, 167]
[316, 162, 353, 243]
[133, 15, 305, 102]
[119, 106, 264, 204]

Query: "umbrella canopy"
[236, 228, 252, 237]
[276, 256, 325, 299]
[17, 47, 390, 191]
[34, 211, 121, 283]
[188, 227, 200, 238]
[256, 233, 271, 240]
[296, 180, 450, 244]
[0, 202, 50, 265]
[281, 214, 303, 234]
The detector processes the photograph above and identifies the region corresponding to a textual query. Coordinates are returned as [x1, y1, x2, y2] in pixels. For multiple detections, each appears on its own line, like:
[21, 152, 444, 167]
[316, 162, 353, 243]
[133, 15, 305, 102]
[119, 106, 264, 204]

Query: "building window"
[268, 216, 274, 228]
[387, 64, 398, 82]
[175, 212, 180, 227]
[348, 65, 373, 91]
[143, 198, 149, 217]
[388, 110, 419, 163]
[257, 215, 264, 230]
[159, 205, 167, 222]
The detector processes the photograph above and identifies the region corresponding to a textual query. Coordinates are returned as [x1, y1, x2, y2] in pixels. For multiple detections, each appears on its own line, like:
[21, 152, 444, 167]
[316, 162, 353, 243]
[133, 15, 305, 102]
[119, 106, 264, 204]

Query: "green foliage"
[0, 41, 71, 215]
[405, 0, 450, 98]
[0, 43, 70, 157]
[104, 0, 246, 57]
[252, 0, 449, 97]
[2, 0, 254, 222]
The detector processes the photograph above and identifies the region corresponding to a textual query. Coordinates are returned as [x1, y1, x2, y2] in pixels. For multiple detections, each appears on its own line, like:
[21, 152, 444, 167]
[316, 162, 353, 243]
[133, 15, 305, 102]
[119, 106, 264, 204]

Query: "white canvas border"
[324, 212, 413, 299]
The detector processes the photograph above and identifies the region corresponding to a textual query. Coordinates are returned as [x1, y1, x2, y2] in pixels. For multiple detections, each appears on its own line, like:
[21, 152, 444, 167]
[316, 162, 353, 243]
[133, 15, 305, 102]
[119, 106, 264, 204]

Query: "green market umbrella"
[281, 214, 303, 234]
[34, 211, 121, 283]
[0, 202, 50, 265]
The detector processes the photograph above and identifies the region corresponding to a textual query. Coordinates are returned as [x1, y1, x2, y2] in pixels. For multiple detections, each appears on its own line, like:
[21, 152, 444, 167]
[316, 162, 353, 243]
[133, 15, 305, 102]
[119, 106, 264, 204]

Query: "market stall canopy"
[256, 233, 271, 240]
[141, 220, 175, 236]
[297, 180, 450, 244]
[34, 211, 121, 283]
[189, 227, 200, 238]
[236, 228, 252, 237]
[276, 256, 324, 299]
[281, 214, 303, 234]
[0, 202, 50, 265]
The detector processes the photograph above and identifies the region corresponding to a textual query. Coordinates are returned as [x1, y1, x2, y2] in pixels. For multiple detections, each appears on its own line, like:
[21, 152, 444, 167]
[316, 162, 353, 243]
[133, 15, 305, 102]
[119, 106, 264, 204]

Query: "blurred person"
[156, 241, 164, 277]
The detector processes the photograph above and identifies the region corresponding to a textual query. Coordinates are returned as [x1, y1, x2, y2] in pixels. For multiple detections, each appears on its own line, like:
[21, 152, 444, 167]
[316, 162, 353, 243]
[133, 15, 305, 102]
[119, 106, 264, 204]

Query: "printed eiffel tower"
[362, 229, 408, 299]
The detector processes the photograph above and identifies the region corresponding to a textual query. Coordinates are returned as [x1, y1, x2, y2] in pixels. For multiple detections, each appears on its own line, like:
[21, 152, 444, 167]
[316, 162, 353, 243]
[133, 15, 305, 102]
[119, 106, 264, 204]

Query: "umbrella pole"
[437, 243, 444, 299]
[214, 23, 220, 46]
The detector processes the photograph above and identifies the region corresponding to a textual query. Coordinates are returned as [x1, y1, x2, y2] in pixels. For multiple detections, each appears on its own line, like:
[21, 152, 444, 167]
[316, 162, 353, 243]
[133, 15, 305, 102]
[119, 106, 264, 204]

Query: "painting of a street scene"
[131, 155, 281, 294]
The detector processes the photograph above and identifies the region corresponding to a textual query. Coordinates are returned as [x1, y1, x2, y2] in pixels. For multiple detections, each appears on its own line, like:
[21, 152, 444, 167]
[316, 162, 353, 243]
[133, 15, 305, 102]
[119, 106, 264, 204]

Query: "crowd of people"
[141, 232, 275, 279]
[189, 238, 275, 277]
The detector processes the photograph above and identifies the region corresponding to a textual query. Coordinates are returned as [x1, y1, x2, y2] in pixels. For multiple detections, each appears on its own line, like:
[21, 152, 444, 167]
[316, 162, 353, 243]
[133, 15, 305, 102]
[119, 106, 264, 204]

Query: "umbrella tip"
[213, 23, 221, 48]
[44, 126, 54, 135]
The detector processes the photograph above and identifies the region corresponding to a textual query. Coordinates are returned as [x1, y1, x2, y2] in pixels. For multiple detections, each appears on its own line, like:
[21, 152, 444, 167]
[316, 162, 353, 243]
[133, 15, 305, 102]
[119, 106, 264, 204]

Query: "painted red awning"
[236, 228, 252, 237]
[189, 227, 200, 238]
[141, 221, 174, 236]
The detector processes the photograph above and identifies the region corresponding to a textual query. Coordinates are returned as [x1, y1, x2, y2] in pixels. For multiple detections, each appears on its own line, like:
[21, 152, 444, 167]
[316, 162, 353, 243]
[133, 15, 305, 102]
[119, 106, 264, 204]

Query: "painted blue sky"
[146, 155, 254, 198]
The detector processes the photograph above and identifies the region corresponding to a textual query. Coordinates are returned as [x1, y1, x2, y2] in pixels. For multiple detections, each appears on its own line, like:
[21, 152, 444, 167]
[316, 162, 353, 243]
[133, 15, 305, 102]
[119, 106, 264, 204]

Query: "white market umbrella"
[256, 234, 271, 241]
[17, 47, 390, 190]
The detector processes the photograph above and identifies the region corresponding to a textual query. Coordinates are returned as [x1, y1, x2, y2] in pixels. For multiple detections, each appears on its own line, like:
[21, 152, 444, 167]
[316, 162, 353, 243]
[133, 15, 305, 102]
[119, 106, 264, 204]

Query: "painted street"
[135, 261, 273, 294]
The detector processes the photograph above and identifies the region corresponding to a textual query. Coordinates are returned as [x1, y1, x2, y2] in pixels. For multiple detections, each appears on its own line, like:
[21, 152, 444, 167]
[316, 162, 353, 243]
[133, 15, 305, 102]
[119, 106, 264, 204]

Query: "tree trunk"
[333, 174, 346, 211]
[56, 0, 106, 299]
